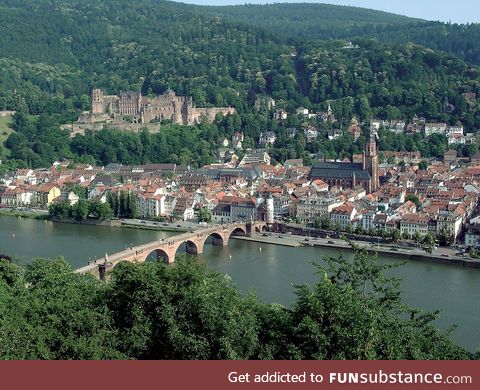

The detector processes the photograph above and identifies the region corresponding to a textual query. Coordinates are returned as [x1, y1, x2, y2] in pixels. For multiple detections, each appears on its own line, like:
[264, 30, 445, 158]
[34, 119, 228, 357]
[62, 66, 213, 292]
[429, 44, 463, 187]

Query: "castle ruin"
[89, 88, 235, 126]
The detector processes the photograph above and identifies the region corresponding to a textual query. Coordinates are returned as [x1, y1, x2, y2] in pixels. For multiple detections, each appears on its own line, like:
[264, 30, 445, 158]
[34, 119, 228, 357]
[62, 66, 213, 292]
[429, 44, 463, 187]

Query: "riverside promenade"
[233, 232, 480, 268]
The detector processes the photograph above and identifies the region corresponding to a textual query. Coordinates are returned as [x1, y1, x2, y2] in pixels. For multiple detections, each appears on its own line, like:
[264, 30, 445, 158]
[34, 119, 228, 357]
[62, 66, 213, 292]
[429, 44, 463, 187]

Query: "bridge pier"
[98, 262, 114, 282]
[165, 253, 175, 264]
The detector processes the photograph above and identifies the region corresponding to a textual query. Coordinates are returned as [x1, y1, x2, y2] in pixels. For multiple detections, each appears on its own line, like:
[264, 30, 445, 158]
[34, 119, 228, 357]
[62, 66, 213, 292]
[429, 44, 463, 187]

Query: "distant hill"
[0, 0, 478, 121]
[201, 2, 480, 65]
[202, 2, 420, 39]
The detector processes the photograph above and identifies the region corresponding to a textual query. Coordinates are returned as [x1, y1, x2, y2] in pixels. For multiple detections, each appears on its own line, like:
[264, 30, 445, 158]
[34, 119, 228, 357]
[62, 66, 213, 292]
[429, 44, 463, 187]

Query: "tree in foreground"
[0, 247, 474, 360]
[287, 243, 470, 359]
[0, 257, 123, 359]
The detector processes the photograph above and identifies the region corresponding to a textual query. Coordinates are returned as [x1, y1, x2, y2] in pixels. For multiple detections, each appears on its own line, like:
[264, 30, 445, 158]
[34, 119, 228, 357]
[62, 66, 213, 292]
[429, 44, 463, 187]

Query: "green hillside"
[0, 0, 479, 169]
[202, 2, 480, 65]
[0, 0, 297, 111]
[0, 117, 14, 159]
[203, 2, 420, 39]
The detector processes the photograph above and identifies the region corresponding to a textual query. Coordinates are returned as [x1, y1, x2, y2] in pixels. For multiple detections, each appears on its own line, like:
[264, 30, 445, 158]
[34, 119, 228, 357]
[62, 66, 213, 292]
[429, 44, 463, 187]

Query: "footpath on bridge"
[75, 222, 269, 277]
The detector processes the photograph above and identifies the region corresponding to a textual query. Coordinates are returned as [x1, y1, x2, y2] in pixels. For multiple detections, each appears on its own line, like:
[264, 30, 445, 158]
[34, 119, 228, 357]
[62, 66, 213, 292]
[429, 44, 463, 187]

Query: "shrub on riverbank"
[0, 248, 475, 360]
[48, 199, 113, 221]
[0, 208, 48, 220]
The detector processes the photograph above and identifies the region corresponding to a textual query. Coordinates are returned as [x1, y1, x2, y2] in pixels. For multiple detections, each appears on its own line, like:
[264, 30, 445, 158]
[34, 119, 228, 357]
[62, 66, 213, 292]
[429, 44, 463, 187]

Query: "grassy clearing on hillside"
[0, 116, 14, 157]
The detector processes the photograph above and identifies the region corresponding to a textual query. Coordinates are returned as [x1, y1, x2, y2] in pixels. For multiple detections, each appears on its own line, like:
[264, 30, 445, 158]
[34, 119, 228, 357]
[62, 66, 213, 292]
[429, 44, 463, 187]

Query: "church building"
[309, 128, 379, 193]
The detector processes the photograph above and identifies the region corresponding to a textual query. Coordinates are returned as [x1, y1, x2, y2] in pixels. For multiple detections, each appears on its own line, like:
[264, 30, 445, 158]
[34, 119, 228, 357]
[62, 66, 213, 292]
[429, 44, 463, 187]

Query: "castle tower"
[363, 127, 379, 193]
[92, 89, 104, 114]
[136, 93, 142, 115]
[266, 192, 274, 224]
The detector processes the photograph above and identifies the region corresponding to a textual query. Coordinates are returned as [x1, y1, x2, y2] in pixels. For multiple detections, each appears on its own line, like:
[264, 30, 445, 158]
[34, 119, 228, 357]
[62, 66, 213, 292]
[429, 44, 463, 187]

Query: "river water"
[1, 215, 479, 351]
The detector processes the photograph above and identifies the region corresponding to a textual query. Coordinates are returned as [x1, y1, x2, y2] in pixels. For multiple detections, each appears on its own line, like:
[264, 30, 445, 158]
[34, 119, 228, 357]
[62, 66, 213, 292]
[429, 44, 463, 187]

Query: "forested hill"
[203, 2, 420, 39]
[0, 0, 478, 110]
[0, 0, 296, 111]
[202, 2, 480, 65]
[1, 0, 480, 169]
[0, 0, 479, 118]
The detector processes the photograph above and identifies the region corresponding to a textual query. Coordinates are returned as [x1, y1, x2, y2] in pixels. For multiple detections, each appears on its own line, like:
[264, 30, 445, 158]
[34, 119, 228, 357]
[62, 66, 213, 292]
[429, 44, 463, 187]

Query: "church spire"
[363, 125, 379, 193]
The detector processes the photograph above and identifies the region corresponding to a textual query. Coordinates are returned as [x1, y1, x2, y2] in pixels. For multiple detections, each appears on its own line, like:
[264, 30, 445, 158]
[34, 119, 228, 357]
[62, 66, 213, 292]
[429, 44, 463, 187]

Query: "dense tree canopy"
[206, 4, 480, 65]
[0, 247, 475, 360]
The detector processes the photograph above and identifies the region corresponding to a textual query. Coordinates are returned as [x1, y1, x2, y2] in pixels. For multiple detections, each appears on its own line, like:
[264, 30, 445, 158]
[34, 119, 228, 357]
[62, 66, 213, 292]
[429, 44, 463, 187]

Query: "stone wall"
[0, 110, 16, 117]
[190, 107, 236, 123]
[62, 122, 161, 137]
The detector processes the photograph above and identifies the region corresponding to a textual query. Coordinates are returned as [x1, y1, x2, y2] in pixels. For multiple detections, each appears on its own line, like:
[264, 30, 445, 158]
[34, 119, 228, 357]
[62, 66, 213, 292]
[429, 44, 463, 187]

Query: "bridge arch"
[204, 232, 226, 247]
[88, 223, 259, 272]
[144, 248, 171, 264]
[228, 226, 246, 240]
[183, 239, 200, 255]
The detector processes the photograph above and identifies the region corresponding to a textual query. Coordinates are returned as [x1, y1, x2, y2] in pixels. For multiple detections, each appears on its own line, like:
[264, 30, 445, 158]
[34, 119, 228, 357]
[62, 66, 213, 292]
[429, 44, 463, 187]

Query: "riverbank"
[0, 208, 48, 219]
[121, 223, 188, 233]
[233, 235, 301, 247]
[234, 233, 480, 269]
[119, 219, 193, 233]
[51, 217, 121, 227]
[50, 216, 191, 233]
[0, 211, 193, 233]
[4, 212, 477, 268]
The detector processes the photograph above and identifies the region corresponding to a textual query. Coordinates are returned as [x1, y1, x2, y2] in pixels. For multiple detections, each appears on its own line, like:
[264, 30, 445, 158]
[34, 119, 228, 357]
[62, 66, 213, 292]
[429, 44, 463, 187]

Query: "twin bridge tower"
[76, 222, 269, 280]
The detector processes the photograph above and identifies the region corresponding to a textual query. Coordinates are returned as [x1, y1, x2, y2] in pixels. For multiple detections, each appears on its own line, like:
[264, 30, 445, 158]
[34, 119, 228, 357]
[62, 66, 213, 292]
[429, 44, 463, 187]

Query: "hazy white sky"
[177, 0, 480, 24]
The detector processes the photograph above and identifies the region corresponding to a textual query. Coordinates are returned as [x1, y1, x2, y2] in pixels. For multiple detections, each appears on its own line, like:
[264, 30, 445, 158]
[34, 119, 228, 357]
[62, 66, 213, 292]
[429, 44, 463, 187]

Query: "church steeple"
[363, 126, 379, 193]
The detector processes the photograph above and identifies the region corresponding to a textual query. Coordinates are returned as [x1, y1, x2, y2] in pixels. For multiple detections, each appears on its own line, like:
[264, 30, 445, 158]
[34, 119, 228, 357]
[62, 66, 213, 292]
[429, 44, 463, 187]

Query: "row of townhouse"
[465, 216, 480, 248]
[327, 204, 465, 240]
[398, 211, 464, 240]
[371, 118, 476, 144]
[292, 195, 344, 223]
[0, 184, 61, 208]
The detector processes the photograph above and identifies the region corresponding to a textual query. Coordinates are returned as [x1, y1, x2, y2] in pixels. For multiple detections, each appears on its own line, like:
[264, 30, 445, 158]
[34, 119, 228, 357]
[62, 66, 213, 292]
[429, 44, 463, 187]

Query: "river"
[1, 215, 479, 351]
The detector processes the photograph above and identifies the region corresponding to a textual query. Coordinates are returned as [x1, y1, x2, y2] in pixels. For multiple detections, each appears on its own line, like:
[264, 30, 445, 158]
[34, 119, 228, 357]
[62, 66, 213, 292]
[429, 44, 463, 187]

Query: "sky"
[178, 0, 480, 24]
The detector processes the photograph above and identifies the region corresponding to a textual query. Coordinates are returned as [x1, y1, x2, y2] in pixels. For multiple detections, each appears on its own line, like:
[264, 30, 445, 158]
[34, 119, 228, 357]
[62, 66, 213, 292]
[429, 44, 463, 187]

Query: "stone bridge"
[76, 221, 268, 280]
